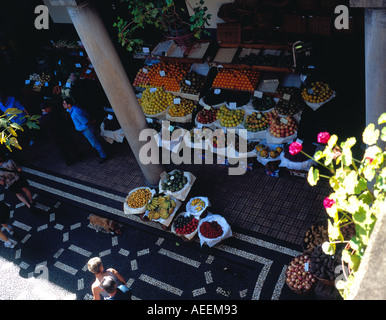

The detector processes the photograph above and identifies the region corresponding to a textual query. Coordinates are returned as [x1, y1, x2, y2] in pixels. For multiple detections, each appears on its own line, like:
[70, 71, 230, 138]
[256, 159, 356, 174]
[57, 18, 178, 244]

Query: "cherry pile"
[174, 215, 199, 235]
[196, 108, 218, 124]
[199, 221, 223, 239]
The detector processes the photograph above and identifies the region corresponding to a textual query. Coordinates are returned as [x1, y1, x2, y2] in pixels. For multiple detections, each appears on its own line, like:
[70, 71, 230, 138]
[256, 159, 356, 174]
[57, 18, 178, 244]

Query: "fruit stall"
[132, 35, 336, 178]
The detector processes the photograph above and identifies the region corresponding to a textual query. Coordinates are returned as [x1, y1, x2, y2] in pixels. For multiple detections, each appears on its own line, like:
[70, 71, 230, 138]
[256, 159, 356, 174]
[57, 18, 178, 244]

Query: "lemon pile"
[244, 111, 269, 132]
[168, 98, 196, 117]
[139, 87, 174, 115]
[216, 105, 245, 128]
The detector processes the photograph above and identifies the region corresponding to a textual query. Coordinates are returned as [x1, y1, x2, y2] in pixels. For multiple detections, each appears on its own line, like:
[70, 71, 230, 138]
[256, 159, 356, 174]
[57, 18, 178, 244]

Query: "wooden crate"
[217, 23, 241, 44]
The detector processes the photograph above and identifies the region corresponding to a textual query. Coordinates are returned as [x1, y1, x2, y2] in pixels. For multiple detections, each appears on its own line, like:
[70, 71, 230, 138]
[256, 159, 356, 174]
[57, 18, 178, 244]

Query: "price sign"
[168, 125, 174, 132]
[204, 105, 211, 110]
[142, 47, 150, 53]
[79, 52, 84, 56]
[35, 81, 41, 85]
[75, 63, 82, 68]
[65, 82, 71, 88]
[214, 89, 221, 95]
[159, 70, 166, 77]
[196, 123, 203, 129]
[280, 117, 288, 124]
[254, 90, 263, 98]
[185, 80, 191, 86]
[257, 113, 262, 119]
[296, 138, 303, 144]
[173, 98, 181, 105]
[25, 80, 30, 85]
[85, 69, 92, 74]
[304, 262, 309, 272]
[229, 102, 237, 109]
[143, 68, 148, 74]
[146, 118, 153, 123]
[150, 88, 157, 93]
[107, 114, 113, 120]
[45, 82, 49, 87]
[283, 93, 291, 101]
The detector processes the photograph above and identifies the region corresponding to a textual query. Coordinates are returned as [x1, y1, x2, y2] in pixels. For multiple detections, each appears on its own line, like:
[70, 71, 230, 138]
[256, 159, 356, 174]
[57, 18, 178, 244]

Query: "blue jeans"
[82, 127, 107, 159]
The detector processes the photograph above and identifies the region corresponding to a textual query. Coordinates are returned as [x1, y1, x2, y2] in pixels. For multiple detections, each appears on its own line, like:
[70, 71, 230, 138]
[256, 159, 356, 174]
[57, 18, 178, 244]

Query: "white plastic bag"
[171, 211, 200, 240]
[159, 170, 196, 201]
[123, 187, 156, 215]
[186, 196, 210, 217]
[198, 213, 232, 247]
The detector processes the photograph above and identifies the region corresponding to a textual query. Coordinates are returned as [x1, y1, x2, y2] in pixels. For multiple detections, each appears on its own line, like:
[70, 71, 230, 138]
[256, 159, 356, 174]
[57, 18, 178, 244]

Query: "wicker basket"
[308, 15, 332, 36]
[283, 14, 307, 34]
[217, 23, 241, 44]
[285, 250, 316, 295]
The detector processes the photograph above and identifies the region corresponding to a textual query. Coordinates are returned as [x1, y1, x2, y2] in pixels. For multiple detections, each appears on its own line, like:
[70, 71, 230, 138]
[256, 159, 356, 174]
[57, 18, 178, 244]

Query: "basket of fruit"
[195, 107, 219, 128]
[309, 245, 336, 286]
[186, 197, 210, 216]
[171, 212, 200, 241]
[197, 213, 232, 247]
[285, 251, 317, 295]
[216, 105, 245, 129]
[266, 111, 298, 144]
[139, 87, 174, 119]
[144, 195, 181, 227]
[301, 81, 336, 111]
[124, 187, 156, 215]
[166, 98, 197, 123]
[159, 170, 196, 201]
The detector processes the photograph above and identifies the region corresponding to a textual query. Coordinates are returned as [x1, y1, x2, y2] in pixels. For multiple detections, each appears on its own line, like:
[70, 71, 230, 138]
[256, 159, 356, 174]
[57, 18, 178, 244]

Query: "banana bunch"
[146, 196, 177, 220]
[191, 198, 206, 212]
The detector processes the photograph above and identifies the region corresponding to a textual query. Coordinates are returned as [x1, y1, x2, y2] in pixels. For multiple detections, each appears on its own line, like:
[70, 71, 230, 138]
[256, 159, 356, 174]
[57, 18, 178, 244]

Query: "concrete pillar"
[364, 8, 386, 147]
[65, 1, 164, 187]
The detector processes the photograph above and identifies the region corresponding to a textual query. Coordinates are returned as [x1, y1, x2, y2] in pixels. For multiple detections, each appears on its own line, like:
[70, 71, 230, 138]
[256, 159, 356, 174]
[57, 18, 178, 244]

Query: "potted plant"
[287, 113, 386, 299]
[113, 0, 212, 54]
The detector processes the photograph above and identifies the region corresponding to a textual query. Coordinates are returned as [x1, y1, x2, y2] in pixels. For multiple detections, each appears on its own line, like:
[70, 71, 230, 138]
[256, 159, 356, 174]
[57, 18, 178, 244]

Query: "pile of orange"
[147, 61, 191, 92]
[212, 68, 261, 92]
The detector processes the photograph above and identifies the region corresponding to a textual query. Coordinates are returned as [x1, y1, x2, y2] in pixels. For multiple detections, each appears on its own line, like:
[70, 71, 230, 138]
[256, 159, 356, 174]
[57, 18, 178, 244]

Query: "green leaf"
[363, 123, 380, 145]
[307, 166, 319, 186]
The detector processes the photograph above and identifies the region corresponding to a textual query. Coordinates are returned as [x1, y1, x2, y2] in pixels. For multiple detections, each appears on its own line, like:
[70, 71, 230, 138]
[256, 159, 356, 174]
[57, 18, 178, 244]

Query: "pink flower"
[323, 197, 336, 209]
[365, 157, 374, 164]
[317, 132, 331, 144]
[289, 141, 303, 155]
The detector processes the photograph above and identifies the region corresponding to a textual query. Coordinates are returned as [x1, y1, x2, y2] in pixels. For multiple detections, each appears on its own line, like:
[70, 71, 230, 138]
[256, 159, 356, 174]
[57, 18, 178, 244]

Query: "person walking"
[0, 201, 15, 248]
[0, 156, 34, 209]
[39, 101, 82, 166]
[87, 257, 126, 300]
[62, 97, 108, 163]
[100, 275, 132, 300]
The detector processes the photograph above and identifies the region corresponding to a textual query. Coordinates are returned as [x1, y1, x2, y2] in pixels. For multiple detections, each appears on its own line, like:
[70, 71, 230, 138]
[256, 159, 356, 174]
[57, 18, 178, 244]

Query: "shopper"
[100, 275, 132, 300]
[62, 97, 108, 163]
[39, 101, 82, 166]
[0, 201, 15, 248]
[87, 257, 126, 300]
[0, 156, 34, 209]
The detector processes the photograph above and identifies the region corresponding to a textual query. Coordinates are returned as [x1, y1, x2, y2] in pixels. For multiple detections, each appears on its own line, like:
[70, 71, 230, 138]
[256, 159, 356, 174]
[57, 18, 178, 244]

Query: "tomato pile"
[147, 61, 191, 92]
[212, 68, 260, 92]
[174, 215, 199, 235]
[199, 221, 223, 239]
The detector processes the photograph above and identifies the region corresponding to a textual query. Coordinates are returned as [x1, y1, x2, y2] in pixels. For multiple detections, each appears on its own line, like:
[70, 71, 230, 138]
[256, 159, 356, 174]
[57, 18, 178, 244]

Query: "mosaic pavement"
[0, 166, 313, 300]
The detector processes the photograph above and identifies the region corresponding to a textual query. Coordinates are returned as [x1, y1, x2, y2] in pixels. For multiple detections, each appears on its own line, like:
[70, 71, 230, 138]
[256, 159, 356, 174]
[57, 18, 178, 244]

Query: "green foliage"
[113, 0, 211, 53]
[0, 109, 40, 151]
[306, 113, 386, 299]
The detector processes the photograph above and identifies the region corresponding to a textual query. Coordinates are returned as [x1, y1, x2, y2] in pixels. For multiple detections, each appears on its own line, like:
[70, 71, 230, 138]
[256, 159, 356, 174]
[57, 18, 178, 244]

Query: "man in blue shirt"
[63, 97, 108, 163]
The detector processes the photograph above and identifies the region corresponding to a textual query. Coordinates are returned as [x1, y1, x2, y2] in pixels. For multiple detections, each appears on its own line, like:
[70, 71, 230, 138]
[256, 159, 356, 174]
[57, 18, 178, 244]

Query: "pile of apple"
[133, 68, 151, 88]
[196, 108, 218, 124]
[268, 112, 297, 138]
